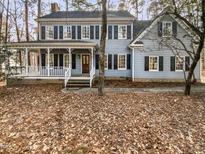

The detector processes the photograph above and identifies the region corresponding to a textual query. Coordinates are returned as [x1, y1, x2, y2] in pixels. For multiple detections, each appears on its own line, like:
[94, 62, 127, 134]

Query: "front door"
[82, 55, 90, 73]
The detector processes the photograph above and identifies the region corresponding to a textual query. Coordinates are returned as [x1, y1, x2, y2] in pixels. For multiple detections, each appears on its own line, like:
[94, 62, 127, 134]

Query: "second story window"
[82, 26, 90, 39]
[163, 22, 172, 37]
[64, 26, 72, 39]
[118, 25, 127, 39]
[46, 26, 54, 40]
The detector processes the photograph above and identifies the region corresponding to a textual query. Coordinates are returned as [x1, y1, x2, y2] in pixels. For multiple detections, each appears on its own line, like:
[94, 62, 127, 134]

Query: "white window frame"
[45, 53, 54, 67]
[81, 25, 90, 39]
[162, 21, 172, 37]
[63, 26, 72, 40]
[149, 56, 159, 71]
[118, 25, 127, 39]
[46, 26, 54, 40]
[63, 54, 69, 68]
[175, 56, 185, 71]
[118, 54, 127, 70]
[105, 54, 108, 70]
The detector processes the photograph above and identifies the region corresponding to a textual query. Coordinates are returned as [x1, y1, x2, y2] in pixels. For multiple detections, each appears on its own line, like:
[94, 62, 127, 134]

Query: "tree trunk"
[184, 36, 204, 95]
[37, 0, 41, 40]
[4, 0, 9, 43]
[98, 0, 107, 96]
[66, 0, 69, 11]
[25, 0, 29, 41]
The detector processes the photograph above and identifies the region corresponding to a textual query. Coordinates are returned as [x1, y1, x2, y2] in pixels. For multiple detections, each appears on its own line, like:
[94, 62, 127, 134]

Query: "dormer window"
[82, 26, 90, 39]
[118, 25, 127, 39]
[162, 22, 172, 37]
[64, 26, 72, 39]
[46, 26, 54, 39]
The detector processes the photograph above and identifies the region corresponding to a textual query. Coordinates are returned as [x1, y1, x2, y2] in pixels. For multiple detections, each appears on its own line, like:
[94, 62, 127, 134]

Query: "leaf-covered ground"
[0, 84, 205, 153]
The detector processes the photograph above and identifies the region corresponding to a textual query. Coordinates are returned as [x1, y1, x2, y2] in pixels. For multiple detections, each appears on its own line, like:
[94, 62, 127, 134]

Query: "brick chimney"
[51, 3, 60, 13]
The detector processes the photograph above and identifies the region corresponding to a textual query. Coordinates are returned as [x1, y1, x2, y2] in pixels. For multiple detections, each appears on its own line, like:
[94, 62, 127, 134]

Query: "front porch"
[3, 41, 96, 87]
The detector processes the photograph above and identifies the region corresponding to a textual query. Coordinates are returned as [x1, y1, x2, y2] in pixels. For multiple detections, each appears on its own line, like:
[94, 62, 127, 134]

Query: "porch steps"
[66, 79, 90, 88]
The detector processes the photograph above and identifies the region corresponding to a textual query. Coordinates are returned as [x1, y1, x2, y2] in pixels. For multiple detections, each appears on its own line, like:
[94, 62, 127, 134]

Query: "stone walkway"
[62, 85, 205, 94]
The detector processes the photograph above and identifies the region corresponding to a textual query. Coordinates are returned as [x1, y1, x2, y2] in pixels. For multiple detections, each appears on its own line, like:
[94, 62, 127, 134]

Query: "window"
[105, 54, 108, 69]
[46, 54, 54, 67]
[175, 56, 184, 71]
[82, 26, 90, 39]
[118, 25, 127, 39]
[64, 54, 69, 67]
[149, 56, 158, 71]
[64, 26, 72, 39]
[118, 54, 126, 70]
[162, 22, 172, 37]
[46, 26, 54, 39]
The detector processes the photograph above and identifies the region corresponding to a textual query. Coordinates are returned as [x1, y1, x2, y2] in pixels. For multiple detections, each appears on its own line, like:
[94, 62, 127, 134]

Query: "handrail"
[64, 67, 71, 88]
[89, 66, 95, 87]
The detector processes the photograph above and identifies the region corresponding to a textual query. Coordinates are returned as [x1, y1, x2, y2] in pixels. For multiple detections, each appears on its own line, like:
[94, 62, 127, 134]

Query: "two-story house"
[3, 3, 201, 87]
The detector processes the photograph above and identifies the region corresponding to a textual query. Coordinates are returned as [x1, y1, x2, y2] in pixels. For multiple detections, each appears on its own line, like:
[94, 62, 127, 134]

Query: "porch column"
[25, 48, 28, 76]
[47, 48, 50, 76]
[91, 47, 94, 69]
[69, 48, 71, 69]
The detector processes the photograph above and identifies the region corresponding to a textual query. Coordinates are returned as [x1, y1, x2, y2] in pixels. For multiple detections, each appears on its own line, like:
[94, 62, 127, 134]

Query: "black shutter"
[159, 56, 163, 71]
[41, 54, 45, 66]
[77, 26, 81, 39]
[59, 26, 63, 39]
[41, 26, 45, 40]
[54, 54, 58, 67]
[127, 54, 131, 69]
[54, 26, 58, 39]
[127, 25, 131, 39]
[114, 25, 118, 39]
[72, 26, 76, 39]
[170, 56, 175, 71]
[185, 56, 190, 71]
[114, 54, 118, 69]
[144, 56, 149, 71]
[95, 54, 99, 69]
[158, 22, 162, 37]
[90, 26, 94, 39]
[108, 25, 112, 39]
[72, 54, 76, 69]
[108, 54, 112, 69]
[59, 54, 63, 67]
[172, 21, 177, 37]
[95, 25, 99, 39]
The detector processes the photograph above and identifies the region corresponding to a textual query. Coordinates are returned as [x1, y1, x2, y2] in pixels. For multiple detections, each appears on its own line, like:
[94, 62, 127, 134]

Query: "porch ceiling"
[0, 40, 97, 49]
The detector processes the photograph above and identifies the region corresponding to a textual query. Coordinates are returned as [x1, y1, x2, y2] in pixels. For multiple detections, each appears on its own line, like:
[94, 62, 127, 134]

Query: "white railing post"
[47, 48, 50, 76]
[25, 48, 28, 76]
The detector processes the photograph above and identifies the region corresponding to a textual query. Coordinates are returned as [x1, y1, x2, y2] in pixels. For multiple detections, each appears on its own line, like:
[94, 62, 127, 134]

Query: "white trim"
[149, 56, 159, 71]
[118, 54, 127, 70]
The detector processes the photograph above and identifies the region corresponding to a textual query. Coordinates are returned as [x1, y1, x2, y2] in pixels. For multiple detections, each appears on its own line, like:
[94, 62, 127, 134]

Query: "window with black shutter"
[170, 56, 175, 71]
[185, 56, 190, 71]
[72, 26, 76, 39]
[95, 54, 99, 69]
[159, 56, 163, 71]
[41, 26, 45, 40]
[59, 26, 63, 39]
[144, 56, 149, 71]
[41, 54, 46, 66]
[127, 54, 131, 69]
[95, 25, 99, 39]
[158, 22, 162, 37]
[77, 26, 81, 39]
[114, 25, 118, 39]
[54, 26, 58, 39]
[127, 25, 131, 39]
[108, 54, 112, 69]
[90, 26, 94, 39]
[108, 25, 112, 39]
[114, 54, 118, 69]
[72, 54, 76, 69]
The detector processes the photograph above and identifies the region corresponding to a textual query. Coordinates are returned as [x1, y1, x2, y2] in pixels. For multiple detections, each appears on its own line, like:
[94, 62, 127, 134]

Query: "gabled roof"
[39, 10, 135, 19]
[133, 20, 152, 38]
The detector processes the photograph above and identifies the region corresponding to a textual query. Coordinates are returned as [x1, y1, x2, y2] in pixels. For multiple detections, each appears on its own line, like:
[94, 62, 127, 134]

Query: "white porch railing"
[90, 66, 95, 87]
[8, 66, 68, 77]
[64, 67, 71, 87]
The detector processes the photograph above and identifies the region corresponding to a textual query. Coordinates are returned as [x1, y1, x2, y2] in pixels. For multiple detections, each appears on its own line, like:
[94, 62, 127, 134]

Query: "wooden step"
[66, 79, 90, 88]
